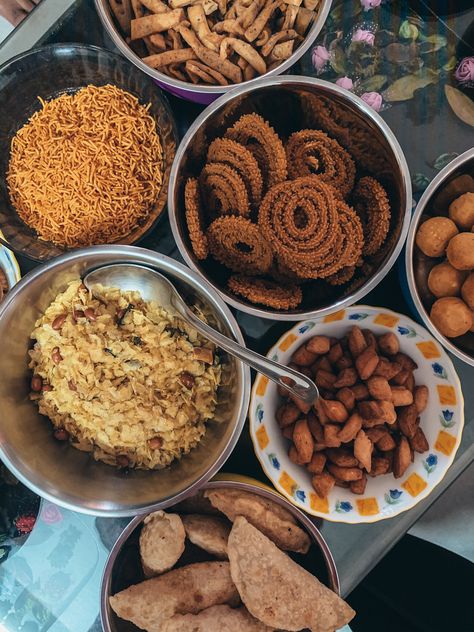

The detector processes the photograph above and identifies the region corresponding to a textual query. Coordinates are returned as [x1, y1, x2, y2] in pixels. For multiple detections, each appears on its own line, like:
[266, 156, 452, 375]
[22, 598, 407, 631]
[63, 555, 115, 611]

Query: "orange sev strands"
[6, 84, 163, 248]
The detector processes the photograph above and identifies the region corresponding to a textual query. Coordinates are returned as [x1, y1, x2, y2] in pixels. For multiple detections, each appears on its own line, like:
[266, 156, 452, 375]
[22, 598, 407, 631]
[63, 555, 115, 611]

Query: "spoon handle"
[180, 305, 319, 406]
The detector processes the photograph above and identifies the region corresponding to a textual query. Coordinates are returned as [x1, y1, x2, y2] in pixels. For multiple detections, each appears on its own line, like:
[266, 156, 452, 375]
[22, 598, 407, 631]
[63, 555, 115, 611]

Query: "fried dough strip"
[142, 48, 197, 67]
[261, 29, 298, 57]
[244, 1, 281, 43]
[220, 37, 266, 74]
[131, 10, 184, 39]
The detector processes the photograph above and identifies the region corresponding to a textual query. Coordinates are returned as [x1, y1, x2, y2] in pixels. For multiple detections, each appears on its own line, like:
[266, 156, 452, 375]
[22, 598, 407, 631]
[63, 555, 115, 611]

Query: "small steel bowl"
[0, 43, 178, 262]
[100, 476, 340, 632]
[0, 246, 250, 516]
[169, 75, 412, 321]
[94, 0, 333, 104]
[405, 148, 474, 366]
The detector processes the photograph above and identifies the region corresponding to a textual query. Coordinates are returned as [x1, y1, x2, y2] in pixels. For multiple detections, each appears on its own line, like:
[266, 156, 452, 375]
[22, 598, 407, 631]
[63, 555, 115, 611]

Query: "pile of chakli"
[184, 112, 391, 310]
[109, 0, 321, 86]
[109, 488, 355, 631]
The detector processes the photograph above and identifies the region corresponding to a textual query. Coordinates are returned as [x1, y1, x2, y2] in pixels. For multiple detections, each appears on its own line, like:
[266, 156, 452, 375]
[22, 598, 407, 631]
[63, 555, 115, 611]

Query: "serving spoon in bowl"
[83, 263, 319, 405]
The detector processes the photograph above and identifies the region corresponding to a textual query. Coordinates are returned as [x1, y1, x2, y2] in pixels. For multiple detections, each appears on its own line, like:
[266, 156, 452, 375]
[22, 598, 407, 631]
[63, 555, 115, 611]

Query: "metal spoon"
[83, 263, 319, 405]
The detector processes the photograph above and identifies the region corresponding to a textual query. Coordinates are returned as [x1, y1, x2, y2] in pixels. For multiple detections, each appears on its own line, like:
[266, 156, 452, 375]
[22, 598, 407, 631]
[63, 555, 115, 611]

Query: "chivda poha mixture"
[28, 280, 221, 469]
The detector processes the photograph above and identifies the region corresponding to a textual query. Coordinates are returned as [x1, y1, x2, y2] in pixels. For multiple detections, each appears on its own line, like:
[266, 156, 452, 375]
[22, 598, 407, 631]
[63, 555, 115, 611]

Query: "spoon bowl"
[84, 263, 319, 405]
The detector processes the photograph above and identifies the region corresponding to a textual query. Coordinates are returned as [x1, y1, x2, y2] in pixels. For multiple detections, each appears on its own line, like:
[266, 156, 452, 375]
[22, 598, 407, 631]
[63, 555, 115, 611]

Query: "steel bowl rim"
[168, 74, 413, 321]
[0, 245, 251, 516]
[0, 42, 180, 262]
[94, 0, 333, 95]
[405, 147, 474, 367]
[100, 477, 340, 632]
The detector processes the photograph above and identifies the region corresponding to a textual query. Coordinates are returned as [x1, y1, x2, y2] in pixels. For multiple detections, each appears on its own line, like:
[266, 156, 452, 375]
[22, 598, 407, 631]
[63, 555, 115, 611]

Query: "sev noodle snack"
[7, 84, 163, 248]
[28, 280, 221, 469]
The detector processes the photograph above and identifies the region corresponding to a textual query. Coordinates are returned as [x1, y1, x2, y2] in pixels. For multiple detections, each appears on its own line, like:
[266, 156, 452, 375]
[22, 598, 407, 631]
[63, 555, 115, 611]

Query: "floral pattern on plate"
[249, 305, 464, 524]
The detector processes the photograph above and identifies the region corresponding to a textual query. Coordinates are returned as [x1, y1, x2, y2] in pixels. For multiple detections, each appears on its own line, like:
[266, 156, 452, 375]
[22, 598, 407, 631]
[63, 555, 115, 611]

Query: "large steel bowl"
[0, 246, 250, 516]
[0, 44, 178, 262]
[169, 75, 412, 321]
[101, 476, 341, 632]
[94, 0, 333, 104]
[405, 148, 474, 366]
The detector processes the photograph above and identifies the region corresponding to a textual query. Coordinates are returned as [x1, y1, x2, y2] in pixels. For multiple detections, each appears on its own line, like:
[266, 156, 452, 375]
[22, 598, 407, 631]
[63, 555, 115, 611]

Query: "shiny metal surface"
[100, 477, 340, 632]
[0, 43, 178, 261]
[94, 0, 332, 100]
[85, 263, 319, 404]
[169, 75, 412, 320]
[405, 148, 474, 367]
[0, 246, 250, 516]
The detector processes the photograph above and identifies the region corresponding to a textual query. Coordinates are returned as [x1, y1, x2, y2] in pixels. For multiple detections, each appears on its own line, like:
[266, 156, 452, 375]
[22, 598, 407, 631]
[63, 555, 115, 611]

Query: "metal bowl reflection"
[0, 246, 250, 516]
[405, 148, 474, 366]
[169, 75, 412, 320]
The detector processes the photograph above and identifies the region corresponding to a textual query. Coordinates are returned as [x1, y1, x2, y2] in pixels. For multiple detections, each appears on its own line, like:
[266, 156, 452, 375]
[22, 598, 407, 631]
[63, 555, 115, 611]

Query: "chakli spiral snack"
[199, 162, 250, 217]
[353, 176, 391, 256]
[207, 138, 263, 208]
[228, 276, 302, 310]
[286, 130, 355, 199]
[207, 216, 273, 275]
[181, 111, 393, 311]
[184, 178, 208, 260]
[225, 114, 287, 190]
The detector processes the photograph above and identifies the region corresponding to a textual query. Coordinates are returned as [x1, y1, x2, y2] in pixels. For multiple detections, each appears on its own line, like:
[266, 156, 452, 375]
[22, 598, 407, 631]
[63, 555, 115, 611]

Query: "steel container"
[0, 246, 250, 516]
[94, 0, 333, 104]
[169, 75, 412, 320]
[405, 148, 474, 366]
[101, 476, 340, 632]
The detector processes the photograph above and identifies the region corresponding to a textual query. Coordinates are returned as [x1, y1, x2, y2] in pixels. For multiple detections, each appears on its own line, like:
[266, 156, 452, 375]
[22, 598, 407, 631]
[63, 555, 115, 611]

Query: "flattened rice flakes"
[28, 281, 221, 469]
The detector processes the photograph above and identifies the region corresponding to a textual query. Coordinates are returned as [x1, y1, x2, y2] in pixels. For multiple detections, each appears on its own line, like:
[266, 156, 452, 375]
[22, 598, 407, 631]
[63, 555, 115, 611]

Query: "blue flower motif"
[268, 453, 280, 470]
[335, 500, 353, 513]
[432, 362, 447, 379]
[384, 490, 403, 505]
[295, 489, 306, 503]
[348, 313, 368, 320]
[298, 322, 315, 334]
[423, 453, 438, 474]
[271, 353, 279, 362]
[439, 409, 455, 428]
[397, 325, 417, 338]
[256, 403, 264, 423]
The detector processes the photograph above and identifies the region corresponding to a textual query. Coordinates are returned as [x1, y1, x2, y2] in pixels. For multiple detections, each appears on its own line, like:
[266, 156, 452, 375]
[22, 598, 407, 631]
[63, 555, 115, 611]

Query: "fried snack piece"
[181, 514, 230, 559]
[228, 275, 302, 310]
[353, 176, 391, 256]
[207, 138, 263, 208]
[258, 176, 342, 279]
[204, 488, 310, 554]
[415, 217, 458, 258]
[449, 192, 474, 230]
[174, 491, 220, 515]
[139, 510, 186, 577]
[430, 297, 472, 337]
[200, 162, 250, 217]
[286, 130, 355, 199]
[207, 217, 273, 274]
[161, 605, 274, 631]
[184, 178, 208, 260]
[446, 232, 474, 270]
[225, 114, 287, 190]
[228, 517, 355, 632]
[109, 561, 239, 630]
[461, 273, 474, 310]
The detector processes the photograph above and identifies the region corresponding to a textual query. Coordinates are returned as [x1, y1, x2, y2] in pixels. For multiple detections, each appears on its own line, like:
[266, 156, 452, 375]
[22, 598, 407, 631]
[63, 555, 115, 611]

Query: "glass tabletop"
[0, 0, 473, 630]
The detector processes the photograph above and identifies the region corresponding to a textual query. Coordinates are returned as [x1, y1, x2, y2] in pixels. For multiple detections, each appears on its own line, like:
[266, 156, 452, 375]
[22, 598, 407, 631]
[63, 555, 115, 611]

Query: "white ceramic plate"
[249, 305, 464, 524]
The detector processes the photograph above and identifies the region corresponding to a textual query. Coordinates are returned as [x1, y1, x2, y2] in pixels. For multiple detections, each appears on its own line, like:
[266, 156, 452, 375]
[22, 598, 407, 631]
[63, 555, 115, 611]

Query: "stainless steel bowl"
[94, 0, 333, 104]
[0, 246, 250, 516]
[100, 477, 340, 632]
[405, 148, 474, 366]
[169, 75, 412, 321]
